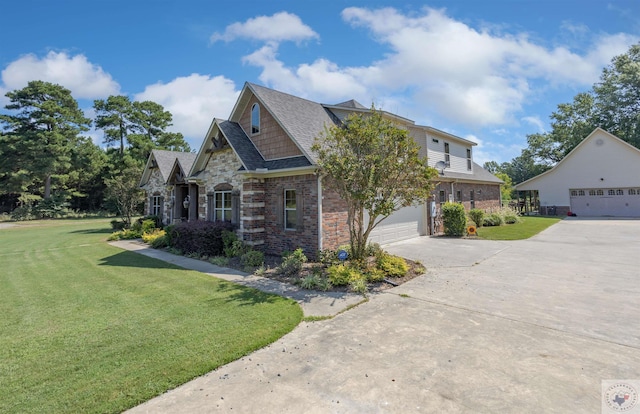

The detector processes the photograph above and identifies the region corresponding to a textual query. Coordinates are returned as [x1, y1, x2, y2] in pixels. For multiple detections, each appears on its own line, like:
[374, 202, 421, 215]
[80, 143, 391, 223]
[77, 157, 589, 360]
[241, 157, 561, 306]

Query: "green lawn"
[476, 216, 562, 240]
[0, 219, 302, 413]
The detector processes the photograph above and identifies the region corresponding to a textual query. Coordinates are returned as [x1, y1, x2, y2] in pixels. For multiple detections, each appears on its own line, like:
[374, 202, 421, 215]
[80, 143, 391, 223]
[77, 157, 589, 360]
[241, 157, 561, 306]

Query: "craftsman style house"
[140, 82, 501, 257]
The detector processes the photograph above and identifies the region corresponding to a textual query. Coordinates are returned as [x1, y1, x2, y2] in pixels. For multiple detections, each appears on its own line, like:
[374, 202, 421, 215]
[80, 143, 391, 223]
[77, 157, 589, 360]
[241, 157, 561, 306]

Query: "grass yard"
[0, 219, 302, 413]
[476, 215, 562, 240]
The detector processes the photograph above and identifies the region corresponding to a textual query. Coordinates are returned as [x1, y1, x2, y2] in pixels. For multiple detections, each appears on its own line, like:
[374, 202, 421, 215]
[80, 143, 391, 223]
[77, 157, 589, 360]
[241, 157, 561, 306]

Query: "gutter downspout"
[317, 175, 323, 252]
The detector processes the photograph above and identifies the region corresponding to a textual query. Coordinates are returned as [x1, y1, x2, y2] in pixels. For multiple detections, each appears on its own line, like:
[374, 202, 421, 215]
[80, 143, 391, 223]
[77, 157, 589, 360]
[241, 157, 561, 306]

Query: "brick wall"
[238, 96, 303, 160]
[264, 174, 319, 258]
[432, 182, 501, 211]
[321, 185, 350, 251]
[242, 178, 266, 248]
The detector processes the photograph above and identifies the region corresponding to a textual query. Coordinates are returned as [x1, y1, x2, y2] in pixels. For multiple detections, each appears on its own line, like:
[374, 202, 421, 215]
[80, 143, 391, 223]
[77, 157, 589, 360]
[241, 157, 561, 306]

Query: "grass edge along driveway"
[476, 215, 562, 240]
[0, 219, 302, 414]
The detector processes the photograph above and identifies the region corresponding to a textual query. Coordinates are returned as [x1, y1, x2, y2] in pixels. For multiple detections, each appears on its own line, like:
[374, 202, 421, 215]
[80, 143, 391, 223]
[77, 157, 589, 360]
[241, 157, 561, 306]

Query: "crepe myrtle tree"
[312, 107, 437, 260]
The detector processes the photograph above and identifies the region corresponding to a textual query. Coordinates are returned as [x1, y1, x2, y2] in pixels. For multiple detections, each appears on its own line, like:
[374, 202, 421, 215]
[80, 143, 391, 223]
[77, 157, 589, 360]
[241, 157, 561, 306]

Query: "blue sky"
[1, 0, 639, 164]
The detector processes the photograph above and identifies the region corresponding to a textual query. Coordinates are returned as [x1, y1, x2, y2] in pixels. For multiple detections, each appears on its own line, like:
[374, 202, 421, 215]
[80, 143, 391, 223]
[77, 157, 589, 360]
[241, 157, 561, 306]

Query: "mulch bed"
[223, 254, 426, 293]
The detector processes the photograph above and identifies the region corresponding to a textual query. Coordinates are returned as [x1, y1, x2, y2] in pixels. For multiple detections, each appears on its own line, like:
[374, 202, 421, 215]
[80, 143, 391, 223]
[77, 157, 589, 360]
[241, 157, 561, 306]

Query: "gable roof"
[514, 127, 640, 189]
[230, 82, 338, 163]
[139, 149, 196, 187]
[333, 99, 367, 109]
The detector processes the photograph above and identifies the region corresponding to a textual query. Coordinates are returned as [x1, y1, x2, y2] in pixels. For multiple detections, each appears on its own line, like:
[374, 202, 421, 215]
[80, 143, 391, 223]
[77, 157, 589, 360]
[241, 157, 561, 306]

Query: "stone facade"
[198, 148, 244, 222]
[142, 168, 172, 224]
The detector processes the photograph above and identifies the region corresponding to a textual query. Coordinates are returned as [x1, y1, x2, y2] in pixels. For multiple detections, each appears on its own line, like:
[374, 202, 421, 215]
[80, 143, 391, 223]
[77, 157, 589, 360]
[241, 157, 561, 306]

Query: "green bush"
[140, 219, 157, 234]
[150, 234, 169, 249]
[468, 209, 485, 227]
[483, 213, 504, 227]
[503, 211, 520, 224]
[142, 229, 165, 244]
[277, 248, 308, 276]
[377, 254, 408, 278]
[327, 263, 363, 286]
[441, 202, 467, 236]
[365, 268, 386, 282]
[110, 220, 127, 230]
[349, 274, 368, 294]
[107, 228, 142, 241]
[166, 221, 234, 257]
[241, 250, 264, 267]
[137, 214, 163, 229]
[209, 256, 229, 266]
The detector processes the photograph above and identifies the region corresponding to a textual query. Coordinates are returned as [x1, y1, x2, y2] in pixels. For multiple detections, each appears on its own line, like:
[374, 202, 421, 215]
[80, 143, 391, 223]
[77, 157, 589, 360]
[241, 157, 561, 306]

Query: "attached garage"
[367, 204, 426, 245]
[515, 128, 640, 217]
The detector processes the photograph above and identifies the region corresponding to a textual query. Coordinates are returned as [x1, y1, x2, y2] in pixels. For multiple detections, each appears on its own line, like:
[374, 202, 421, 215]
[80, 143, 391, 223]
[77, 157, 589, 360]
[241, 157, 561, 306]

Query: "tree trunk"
[44, 174, 51, 199]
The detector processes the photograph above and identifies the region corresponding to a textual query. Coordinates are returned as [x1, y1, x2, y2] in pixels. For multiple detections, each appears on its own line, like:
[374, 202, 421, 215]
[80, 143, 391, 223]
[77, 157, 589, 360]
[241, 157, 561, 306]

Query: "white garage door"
[367, 204, 426, 245]
[570, 188, 640, 217]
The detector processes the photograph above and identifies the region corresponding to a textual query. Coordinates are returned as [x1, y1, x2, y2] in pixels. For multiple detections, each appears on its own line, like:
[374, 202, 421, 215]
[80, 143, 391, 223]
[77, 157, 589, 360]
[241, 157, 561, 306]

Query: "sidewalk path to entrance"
[109, 240, 365, 318]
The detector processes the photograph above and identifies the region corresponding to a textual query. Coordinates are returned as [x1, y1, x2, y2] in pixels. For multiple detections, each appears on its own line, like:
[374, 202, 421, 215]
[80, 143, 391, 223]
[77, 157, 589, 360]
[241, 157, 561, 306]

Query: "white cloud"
[1, 51, 120, 98]
[211, 11, 319, 44]
[235, 7, 637, 129]
[134, 74, 240, 147]
[522, 116, 546, 133]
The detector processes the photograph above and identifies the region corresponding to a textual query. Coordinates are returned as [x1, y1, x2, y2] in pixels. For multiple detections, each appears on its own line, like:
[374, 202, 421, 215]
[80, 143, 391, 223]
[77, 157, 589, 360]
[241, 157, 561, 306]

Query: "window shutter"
[296, 190, 304, 230]
[276, 191, 284, 227]
[149, 197, 153, 215]
[207, 194, 213, 221]
[231, 193, 239, 225]
[159, 196, 164, 223]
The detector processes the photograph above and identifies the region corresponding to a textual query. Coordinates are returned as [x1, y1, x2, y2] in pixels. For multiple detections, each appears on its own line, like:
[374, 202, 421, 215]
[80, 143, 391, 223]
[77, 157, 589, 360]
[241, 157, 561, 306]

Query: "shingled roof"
[140, 149, 197, 187]
[439, 162, 503, 184]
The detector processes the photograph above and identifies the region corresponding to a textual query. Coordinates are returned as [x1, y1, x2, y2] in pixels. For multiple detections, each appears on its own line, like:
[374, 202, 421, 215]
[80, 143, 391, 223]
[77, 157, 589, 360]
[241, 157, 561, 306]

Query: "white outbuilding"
[515, 128, 640, 217]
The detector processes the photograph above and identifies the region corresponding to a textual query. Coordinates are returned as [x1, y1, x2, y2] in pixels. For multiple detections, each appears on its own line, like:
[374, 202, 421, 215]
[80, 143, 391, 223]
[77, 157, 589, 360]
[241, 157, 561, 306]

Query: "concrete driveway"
[128, 218, 640, 413]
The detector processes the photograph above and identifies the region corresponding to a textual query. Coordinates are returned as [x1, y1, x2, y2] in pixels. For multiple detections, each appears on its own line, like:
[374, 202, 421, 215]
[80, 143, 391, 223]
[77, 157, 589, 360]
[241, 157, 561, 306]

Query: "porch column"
[242, 178, 265, 248]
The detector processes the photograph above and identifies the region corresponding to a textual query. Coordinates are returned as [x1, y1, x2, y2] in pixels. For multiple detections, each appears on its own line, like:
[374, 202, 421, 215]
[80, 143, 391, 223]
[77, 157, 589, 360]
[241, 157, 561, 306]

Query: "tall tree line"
[486, 43, 640, 191]
[0, 80, 191, 217]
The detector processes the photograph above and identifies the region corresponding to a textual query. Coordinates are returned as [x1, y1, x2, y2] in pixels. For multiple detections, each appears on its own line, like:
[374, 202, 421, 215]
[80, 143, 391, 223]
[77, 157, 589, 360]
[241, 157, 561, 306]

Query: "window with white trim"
[284, 189, 297, 230]
[608, 189, 616, 196]
[466, 148, 472, 170]
[214, 191, 232, 221]
[630, 189, 637, 195]
[470, 190, 475, 209]
[616, 189, 624, 195]
[596, 189, 604, 196]
[444, 142, 450, 164]
[251, 103, 260, 134]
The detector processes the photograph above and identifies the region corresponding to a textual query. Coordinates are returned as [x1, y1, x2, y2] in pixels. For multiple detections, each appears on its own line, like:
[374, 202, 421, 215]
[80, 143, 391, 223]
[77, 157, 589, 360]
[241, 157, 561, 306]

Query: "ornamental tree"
[312, 108, 437, 260]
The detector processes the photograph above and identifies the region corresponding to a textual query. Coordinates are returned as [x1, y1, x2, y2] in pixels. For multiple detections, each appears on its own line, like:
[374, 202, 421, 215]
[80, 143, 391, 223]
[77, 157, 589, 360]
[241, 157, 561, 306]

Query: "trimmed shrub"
[137, 215, 163, 229]
[483, 213, 504, 227]
[503, 211, 520, 224]
[150, 234, 169, 249]
[366, 268, 386, 282]
[142, 229, 165, 244]
[277, 248, 308, 276]
[107, 228, 142, 241]
[377, 254, 408, 278]
[327, 264, 363, 286]
[468, 209, 485, 228]
[166, 220, 234, 257]
[110, 220, 127, 230]
[441, 202, 467, 236]
[140, 219, 157, 234]
[241, 250, 265, 267]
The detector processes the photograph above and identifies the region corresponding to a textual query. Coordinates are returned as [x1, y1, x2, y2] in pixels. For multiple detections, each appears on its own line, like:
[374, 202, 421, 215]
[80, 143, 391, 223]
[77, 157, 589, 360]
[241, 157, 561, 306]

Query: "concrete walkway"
[124, 218, 640, 413]
[109, 240, 365, 317]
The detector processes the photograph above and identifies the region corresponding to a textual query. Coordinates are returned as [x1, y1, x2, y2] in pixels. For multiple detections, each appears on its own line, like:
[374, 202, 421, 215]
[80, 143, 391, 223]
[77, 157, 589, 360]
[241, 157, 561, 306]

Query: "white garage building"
[515, 128, 640, 217]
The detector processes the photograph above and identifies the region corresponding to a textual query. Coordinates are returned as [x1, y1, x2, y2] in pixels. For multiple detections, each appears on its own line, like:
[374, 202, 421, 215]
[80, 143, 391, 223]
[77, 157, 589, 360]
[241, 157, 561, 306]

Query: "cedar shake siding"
[263, 174, 319, 258]
[239, 96, 303, 160]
